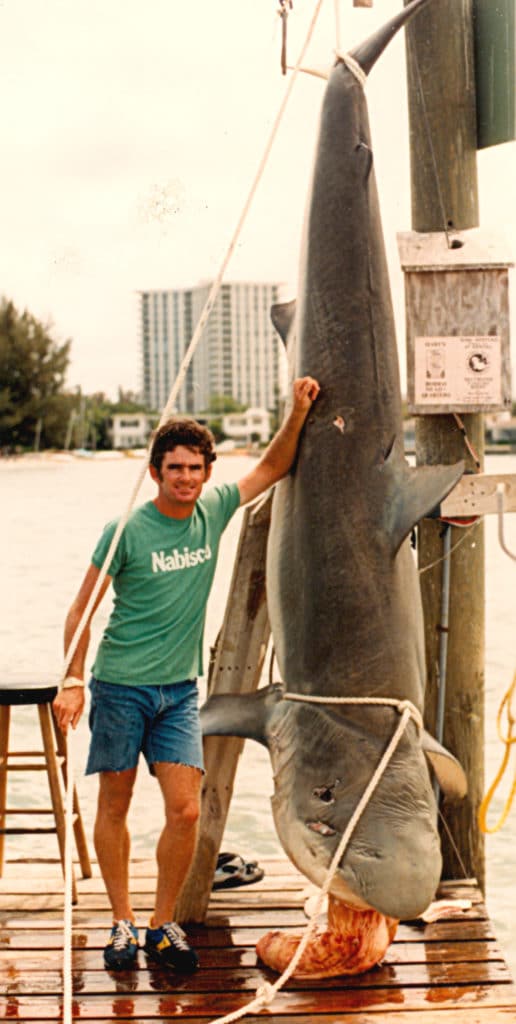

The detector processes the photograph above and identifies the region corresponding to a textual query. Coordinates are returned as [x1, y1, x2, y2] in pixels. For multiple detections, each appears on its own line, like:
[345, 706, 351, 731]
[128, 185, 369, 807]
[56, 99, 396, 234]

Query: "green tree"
[0, 299, 71, 449]
[207, 394, 246, 415]
[114, 387, 148, 413]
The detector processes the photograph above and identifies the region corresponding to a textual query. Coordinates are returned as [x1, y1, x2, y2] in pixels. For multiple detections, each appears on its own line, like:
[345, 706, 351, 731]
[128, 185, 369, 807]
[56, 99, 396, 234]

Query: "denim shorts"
[85, 677, 204, 775]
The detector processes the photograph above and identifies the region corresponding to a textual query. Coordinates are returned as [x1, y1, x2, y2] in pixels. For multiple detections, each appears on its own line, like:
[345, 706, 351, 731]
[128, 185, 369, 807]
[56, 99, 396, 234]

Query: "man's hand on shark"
[293, 375, 320, 413]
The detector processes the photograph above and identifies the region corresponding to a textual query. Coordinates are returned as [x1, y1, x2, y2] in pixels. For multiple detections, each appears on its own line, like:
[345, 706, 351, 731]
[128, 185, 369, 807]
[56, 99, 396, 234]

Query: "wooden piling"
[403, 0, 486, 886]
[177, 494, 272, 923]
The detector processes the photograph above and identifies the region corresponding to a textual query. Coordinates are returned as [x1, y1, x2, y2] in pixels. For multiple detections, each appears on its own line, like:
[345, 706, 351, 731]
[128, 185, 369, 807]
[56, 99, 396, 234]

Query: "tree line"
[0, 298, 150, 452]
[0, 297, 264, 453]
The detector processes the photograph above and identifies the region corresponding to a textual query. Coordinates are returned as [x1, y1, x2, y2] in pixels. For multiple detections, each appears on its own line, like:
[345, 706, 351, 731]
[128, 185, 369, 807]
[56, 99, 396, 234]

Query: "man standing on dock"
[53, 375, 319, 972]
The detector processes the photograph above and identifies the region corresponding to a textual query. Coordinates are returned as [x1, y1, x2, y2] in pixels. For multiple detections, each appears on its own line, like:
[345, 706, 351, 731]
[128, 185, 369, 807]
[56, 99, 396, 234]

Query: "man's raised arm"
[237, 376, 319, 507]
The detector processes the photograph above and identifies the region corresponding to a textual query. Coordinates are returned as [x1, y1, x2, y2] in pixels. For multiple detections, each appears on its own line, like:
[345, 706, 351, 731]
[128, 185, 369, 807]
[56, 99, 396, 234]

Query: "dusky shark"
[202, 0, 466, 922]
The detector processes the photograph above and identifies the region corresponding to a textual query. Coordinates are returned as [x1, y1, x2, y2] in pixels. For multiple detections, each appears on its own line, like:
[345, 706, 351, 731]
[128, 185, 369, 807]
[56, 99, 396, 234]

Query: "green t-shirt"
[91, 483, 240, 686]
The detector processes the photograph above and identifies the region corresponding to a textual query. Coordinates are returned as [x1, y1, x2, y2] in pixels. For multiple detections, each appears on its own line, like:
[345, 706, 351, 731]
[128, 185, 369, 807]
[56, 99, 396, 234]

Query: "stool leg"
[51, 709, 92, 879]
[0, 706, 11, 875]
[38, 704, 78, 903]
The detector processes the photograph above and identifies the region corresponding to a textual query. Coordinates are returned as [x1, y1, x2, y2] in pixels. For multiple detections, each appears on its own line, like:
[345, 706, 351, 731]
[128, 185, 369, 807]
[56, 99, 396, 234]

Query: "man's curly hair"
[149, 418, 217, 475]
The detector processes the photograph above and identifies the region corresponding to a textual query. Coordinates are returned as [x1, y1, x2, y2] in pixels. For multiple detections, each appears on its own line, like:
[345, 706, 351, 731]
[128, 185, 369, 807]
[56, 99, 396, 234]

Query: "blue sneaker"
[144, 921, 199, 972]
[104, 919, 139, 970]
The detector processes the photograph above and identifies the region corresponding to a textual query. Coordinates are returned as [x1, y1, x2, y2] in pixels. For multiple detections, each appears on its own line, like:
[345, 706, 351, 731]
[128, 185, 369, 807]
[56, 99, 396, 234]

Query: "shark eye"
[313, 785, 335, 804]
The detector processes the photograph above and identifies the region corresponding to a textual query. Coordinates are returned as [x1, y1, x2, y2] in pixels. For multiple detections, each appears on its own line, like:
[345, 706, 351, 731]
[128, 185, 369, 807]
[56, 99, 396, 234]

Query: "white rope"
[59, 2, 326, 1020]
[207, 694, 420, 1024]
[334, 0, 342, 52]
[339, 51, 367, 88]
[63, 737, 75, 1024]
[283, 691, 423, 728]
[497, 483, 516, 562]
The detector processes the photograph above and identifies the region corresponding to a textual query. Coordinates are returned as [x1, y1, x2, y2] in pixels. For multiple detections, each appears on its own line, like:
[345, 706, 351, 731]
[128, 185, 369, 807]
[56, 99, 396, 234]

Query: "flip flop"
[212, 851, 265, 890]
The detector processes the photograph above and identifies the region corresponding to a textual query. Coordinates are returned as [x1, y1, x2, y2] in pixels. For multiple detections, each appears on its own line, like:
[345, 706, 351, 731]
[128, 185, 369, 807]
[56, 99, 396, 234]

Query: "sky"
[1, 0, 514, 399]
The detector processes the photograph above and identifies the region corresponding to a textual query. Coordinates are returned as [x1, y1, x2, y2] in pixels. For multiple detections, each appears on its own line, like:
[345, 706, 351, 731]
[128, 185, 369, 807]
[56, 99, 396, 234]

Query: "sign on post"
[398, 229, 513, 415]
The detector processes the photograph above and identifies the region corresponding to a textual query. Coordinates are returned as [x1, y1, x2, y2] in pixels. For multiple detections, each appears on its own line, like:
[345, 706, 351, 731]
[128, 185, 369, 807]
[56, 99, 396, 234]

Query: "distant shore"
[0, 447, 261, 468]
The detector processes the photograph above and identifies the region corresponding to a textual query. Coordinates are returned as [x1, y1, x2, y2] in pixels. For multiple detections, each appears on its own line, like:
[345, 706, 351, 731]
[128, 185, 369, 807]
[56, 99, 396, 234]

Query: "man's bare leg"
[94, 767, 137, 922]
[151, 762, 202, 926]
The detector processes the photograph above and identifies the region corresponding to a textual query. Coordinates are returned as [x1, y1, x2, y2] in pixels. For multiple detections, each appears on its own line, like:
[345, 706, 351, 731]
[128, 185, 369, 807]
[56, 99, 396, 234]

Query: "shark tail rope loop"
[339, 51, 367, 88]
[209, 693, 419, 1024]
[478, 669, 516, 835]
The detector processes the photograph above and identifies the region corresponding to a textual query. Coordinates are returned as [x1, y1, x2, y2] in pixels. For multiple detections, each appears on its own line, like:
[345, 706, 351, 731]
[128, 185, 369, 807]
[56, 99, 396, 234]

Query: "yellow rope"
[478, 670, 516, 835]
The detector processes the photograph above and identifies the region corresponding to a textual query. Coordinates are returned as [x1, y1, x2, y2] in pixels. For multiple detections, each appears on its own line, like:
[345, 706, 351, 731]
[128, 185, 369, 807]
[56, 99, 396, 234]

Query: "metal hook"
[497, 484, 516, 562]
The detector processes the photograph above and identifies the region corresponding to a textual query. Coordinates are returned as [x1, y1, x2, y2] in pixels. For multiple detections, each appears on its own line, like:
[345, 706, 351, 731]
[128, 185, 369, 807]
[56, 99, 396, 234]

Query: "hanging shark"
[202, 0, 466, 922]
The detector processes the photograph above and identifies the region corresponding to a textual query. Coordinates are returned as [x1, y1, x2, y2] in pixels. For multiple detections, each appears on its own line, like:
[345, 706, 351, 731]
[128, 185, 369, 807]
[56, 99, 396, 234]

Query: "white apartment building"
[110, 413, 153, 450]
[138, 281, 283, 415]
[222, 408, 272, 445]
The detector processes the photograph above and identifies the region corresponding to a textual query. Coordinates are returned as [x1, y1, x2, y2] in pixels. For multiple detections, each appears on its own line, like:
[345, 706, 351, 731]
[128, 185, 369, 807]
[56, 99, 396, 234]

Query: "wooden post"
[177, 494, 272, 923]
[403, 0, 485, 886]
[416, 418, 485, 885]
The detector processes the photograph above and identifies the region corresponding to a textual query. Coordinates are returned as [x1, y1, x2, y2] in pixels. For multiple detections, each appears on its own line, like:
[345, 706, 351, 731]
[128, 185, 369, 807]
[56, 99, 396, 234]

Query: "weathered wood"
[403, 266, 512, 415]
[177, 494, 272, 924]
[52, 706, 92, 879]
[416, 416, 486, 888]
[403, 0, 478, 232]
[23, 1014, 516, 1024]
[403, 0, 487, 893]
[2, 984, 515, 1019]
[1, 861, 514, 1023]
[0, 939, 507, 971]
[0, 960, 512, 995]
[0, 705, 10, 873]
[439, 473, 516, 517]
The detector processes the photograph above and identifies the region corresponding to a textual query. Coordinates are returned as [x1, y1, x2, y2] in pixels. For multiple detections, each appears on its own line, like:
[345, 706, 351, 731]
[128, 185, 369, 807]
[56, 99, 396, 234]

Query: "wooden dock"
[0, 857, 515, 1023]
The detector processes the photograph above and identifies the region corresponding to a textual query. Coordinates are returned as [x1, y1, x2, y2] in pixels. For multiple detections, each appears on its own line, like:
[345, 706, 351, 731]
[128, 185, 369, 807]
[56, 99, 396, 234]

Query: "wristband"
[61, 676, 85, 690]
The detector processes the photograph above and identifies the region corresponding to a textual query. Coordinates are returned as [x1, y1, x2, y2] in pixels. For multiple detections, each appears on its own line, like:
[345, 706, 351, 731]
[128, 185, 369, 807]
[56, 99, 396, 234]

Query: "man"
[53, 375, 319, 972]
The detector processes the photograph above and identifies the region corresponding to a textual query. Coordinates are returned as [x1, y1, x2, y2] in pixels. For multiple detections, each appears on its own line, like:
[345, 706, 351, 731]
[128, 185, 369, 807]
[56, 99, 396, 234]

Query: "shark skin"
[202, 0, 466, 924]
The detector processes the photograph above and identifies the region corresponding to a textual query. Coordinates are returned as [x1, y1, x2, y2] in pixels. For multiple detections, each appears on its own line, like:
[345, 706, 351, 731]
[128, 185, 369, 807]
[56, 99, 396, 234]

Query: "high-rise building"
[138, 281, 283, 415]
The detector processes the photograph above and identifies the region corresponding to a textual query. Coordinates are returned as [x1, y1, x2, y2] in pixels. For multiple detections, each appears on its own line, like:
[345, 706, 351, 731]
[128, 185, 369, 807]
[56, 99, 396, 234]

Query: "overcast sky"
[1, 0, 514, 398]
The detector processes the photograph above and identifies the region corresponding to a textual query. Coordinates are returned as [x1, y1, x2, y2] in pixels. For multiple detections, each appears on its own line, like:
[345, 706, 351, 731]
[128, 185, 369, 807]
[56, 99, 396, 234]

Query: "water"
[1, 451, 515, 972]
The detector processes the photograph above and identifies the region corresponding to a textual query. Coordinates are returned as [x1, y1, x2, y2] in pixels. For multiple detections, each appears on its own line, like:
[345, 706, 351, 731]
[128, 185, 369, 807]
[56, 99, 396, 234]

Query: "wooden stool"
[0, 683, 92, 902]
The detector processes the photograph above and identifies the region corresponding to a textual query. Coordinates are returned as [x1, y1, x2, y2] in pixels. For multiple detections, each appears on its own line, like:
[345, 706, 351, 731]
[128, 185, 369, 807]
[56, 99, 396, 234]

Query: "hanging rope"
[278, 1, 293, 74]
[478, 670, 516, 834]
[496, 483, 516, 562]
[59, 3, 327, 1022]
[418, 517, 482, 575]
[63, 740, 75, 1024]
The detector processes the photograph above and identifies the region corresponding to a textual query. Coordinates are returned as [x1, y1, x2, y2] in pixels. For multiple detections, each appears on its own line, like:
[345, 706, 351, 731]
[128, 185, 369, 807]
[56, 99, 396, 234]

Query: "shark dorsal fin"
[383, 448, 464, 555]
[271, 300, 296, 347]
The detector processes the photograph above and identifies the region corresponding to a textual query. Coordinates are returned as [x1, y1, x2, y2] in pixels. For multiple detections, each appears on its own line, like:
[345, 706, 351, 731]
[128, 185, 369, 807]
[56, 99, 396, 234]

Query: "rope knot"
[397, 700, 423, 731]
[255, 981, 275, 1006]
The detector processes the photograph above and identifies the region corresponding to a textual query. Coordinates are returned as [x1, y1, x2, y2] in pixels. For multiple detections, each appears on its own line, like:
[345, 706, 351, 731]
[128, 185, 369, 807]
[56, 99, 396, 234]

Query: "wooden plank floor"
[0, 857, 515, 1023]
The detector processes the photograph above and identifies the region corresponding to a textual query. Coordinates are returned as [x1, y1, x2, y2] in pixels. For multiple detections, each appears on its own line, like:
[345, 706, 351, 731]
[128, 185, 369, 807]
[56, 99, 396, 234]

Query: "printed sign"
[414, 335, 502, 407]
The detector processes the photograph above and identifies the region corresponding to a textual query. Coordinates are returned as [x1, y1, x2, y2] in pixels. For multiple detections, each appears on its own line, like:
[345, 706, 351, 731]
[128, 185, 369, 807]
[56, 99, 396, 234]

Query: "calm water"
[1, 451, 515, 972]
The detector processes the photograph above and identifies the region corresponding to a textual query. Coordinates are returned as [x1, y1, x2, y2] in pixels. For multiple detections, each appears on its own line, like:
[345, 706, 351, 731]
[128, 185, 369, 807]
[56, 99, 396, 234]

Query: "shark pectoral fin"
[422, 731, 468, 799]
[386, 458, 465, 555]
[200, 684, 281, 747]
[271, 300, 296, 347]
